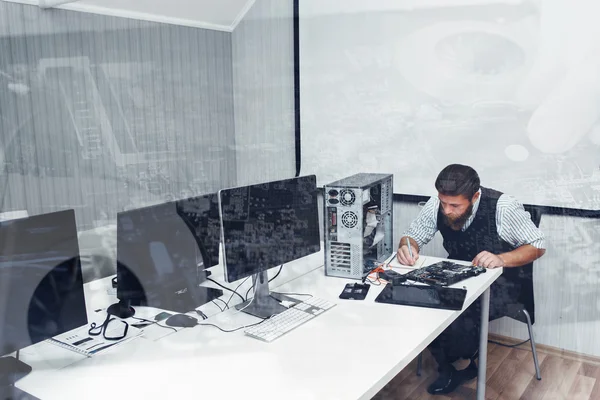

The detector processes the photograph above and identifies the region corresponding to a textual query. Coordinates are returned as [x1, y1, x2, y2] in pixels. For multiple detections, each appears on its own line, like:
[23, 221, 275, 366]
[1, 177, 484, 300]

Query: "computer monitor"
[175, 193, 221, 268]
[0, 210, 87, 387]
[218, 175, 321, 318]
[114, 198, 223, 316]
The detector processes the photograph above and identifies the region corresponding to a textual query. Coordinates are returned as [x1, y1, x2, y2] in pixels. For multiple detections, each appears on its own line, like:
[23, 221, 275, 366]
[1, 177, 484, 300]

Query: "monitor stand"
[0, 354, 32, 388]
[107, 300, 136, 318]
[235, 271, 299, 319]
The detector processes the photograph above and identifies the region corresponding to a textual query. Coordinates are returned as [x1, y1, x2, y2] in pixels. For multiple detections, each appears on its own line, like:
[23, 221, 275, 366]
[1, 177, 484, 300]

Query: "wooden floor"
[372, 343, 600, 400]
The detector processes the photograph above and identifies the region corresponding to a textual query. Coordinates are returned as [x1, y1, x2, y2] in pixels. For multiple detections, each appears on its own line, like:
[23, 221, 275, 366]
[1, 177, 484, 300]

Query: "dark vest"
[437, 187, 535, 323]
[437, 187, 514, 264]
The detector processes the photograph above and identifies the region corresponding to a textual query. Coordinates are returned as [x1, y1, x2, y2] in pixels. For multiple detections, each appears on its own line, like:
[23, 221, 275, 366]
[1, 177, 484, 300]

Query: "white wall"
[299, 0, 600, 210]
[490, 214, 600, 357]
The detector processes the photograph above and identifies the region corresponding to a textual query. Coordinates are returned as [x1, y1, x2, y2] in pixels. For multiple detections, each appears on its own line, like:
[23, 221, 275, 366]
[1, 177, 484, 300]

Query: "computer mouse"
[165, 314, 198, 328]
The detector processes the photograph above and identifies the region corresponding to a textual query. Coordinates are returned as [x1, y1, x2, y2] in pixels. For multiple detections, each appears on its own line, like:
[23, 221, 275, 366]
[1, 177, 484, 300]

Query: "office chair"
[416, 205, 542, 381]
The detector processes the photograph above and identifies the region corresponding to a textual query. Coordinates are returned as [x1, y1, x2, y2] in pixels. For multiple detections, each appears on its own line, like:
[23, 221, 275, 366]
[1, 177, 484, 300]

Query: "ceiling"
[4, 0, 256, 31]
[3, 0, 536, 32]
[300, 0, 531, 17]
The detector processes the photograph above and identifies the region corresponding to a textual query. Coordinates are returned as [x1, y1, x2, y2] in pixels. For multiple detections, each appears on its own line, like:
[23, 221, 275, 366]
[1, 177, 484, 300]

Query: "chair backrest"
[497, 205, 540, 324]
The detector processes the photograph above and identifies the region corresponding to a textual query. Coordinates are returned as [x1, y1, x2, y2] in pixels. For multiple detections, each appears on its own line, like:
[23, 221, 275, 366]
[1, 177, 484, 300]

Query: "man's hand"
[472, 251, 505, 269]
[397, 243, 419, 266]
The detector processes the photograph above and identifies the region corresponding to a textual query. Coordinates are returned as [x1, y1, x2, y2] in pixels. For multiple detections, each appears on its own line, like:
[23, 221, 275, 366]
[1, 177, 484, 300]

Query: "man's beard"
[442, 202, 474, 231]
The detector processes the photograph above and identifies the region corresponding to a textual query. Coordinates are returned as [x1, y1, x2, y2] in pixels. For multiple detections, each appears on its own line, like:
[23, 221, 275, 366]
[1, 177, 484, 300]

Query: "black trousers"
[428, 276, 521, 371]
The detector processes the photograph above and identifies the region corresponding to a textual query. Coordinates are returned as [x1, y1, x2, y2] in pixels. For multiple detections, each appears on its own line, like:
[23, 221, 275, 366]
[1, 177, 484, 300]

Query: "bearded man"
[397, 164, 546, 395]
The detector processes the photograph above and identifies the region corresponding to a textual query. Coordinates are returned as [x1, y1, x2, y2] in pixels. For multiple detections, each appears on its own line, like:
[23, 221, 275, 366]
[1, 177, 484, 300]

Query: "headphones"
[89, 313, 129, 341]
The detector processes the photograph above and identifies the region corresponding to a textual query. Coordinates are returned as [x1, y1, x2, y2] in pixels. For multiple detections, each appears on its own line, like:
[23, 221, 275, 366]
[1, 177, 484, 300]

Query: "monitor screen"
[116, 201, 208, 311]
[176, 193, 221, 268]
[219, 175, 321, 283]
[0, 209, 87, 356]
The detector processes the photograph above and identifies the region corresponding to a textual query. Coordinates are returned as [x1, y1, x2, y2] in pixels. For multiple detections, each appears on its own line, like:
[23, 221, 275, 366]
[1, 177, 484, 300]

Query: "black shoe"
[458, 360, 478, 382]
[427, 361, 478, 396]
[427, 367, 463, 395]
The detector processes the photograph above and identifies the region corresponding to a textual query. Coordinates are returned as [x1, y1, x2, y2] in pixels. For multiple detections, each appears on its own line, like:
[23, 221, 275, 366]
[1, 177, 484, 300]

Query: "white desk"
[15, 256, 501, 400]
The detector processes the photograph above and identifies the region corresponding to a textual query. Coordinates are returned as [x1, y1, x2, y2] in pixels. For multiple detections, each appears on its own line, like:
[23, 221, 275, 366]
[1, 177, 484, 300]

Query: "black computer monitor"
[0, 210, 87, 386]
[175, 193, 221, 268]
[218, 175, 321, 318]
[114, 198, 223, 316]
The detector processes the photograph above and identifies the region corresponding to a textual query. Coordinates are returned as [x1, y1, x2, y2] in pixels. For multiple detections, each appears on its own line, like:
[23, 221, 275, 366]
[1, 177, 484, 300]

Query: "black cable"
[488, 338, 530, 348]
[213, 297, 228, 310]
[130, 318, 153, 328]
[225, 277, 250, 308]
[211, 300, 224, 312]
[206, 277, 245, 303]
[194, 310, 208, 320]
[131, 316, 154, 325]
[156, 322, 178, 332]
[196, 318, 266, 333]
[246, 265, 285, 300]
[362, 269, 374, 283]
[131, 316, 177, 332]
[366, 277, 382, 286]
[245, 284, 254, 302]
[269, 265, 283, 283]
[385, 256, 394, 268]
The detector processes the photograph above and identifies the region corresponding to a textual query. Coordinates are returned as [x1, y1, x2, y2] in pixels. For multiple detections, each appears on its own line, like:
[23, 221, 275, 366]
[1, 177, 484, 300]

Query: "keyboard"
[244, 297, 336, 342]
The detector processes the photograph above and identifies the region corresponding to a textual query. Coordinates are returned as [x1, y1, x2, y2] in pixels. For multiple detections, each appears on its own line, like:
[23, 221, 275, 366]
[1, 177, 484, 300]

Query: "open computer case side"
[323, 173, 393, 280]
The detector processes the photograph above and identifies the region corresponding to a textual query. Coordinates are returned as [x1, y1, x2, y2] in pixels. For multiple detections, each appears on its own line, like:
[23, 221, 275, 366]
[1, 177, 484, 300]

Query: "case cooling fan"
[339, 189, 356, 206]
[341, 211, 358, 228]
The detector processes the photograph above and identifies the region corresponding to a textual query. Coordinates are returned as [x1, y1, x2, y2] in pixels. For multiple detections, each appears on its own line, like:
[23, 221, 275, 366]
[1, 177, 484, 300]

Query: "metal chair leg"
[416, 352, 423, 376]
[523, 309, 541, 380]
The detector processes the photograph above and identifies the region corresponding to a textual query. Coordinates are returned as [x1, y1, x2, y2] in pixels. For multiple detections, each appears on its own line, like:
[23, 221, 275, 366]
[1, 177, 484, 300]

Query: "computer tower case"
[324, 173, 393, 279]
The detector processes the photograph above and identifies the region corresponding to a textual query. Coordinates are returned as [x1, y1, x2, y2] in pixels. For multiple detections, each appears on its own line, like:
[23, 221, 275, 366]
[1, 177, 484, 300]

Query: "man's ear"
[472, 191, 481, 203]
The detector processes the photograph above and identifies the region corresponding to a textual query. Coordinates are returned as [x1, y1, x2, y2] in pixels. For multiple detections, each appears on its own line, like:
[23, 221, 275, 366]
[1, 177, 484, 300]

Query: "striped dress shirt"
[403, 189, 546, 250]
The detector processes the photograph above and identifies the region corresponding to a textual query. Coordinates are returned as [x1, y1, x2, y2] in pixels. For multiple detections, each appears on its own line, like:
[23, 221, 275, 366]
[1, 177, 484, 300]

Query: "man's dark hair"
[435, 164, 480, 199]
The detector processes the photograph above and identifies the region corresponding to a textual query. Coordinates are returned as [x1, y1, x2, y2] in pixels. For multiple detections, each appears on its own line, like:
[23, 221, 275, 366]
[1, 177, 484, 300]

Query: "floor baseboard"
[488, 333, 600, 366]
